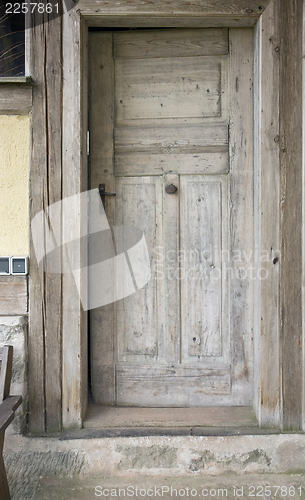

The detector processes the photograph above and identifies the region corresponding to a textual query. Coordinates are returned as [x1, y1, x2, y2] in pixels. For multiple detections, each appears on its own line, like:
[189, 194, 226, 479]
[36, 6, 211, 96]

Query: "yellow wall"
[0, 116, 29, 255]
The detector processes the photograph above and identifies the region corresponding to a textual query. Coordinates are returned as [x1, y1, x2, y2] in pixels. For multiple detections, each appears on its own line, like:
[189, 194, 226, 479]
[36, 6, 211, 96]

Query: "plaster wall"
[0, 115, 29, 432]
[0, 115, 29, 256]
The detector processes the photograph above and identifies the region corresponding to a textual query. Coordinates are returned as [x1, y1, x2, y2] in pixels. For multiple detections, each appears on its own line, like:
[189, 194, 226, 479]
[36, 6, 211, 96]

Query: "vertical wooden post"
[62, 10, 88, 429]
[29, 15, 63, 433]
[254, 0, 281, 427]
[29, 8, 88, 434]
[229, 28, 255, 405]
[279, 0, 304, 431]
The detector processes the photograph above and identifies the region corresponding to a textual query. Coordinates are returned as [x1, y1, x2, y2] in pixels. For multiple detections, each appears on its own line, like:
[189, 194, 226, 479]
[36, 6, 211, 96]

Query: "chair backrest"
[0, 345, 13, 402]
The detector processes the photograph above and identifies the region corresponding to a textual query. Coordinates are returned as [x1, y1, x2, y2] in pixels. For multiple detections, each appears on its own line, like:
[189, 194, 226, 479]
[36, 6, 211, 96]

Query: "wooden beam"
[254, 0, 281, 427]
[228, 28, 255, 405]
[78, 0, 269, 18]
[279, 0, 303, 431]
[0, 277, 27, 316]
[28, 9, 88, 434]
[0, 83, 32, 115]
[84, 16, 259, 28]
[61, 10, 88, 430]
[29, 14, 63, 434]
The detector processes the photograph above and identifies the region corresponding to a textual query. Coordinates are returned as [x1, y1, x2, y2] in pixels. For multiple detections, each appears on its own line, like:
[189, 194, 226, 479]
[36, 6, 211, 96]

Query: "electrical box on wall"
[0, 257, 28, 275]
[11, 257, 28, 275]
[0, 257, 10, 275]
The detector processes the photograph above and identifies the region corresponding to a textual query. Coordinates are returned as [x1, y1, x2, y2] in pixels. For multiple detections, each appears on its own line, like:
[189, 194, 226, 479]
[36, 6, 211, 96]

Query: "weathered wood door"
[89, 28, 254, 407]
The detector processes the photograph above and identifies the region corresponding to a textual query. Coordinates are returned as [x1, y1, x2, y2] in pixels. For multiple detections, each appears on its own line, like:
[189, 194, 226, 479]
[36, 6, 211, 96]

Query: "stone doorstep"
[4, 433, 305, 500]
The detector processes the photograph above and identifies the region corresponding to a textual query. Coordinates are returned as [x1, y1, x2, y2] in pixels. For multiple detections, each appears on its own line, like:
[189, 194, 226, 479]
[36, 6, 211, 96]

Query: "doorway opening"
[86, 26, 256, 430]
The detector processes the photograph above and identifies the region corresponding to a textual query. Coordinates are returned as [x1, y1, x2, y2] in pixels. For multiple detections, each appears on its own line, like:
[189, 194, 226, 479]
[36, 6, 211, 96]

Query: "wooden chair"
[0, 346, 22, 500]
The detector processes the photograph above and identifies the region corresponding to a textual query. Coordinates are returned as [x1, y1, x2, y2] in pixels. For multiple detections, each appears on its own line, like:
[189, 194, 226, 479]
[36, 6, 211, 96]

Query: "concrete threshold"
[60, 426, 281, 439]
[83, 405, 259, 429]
[58, 404, 280, 439]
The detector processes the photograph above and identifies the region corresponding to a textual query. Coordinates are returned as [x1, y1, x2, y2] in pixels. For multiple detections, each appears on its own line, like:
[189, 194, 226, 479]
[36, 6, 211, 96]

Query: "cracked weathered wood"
[0, 277, 27, 316]
[279, 0, 303, 431]
[254, 0, 281, 427]
[29, 14, 63, 433]
[90, 28, 254, 406]
[78, 0, 269, 19]
[0, 83, 32, 114]
[228, 28, 254, 404]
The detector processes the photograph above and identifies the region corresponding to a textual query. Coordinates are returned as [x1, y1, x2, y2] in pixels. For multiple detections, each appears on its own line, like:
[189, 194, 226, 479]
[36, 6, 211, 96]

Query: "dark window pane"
[0, 3, 25, 76]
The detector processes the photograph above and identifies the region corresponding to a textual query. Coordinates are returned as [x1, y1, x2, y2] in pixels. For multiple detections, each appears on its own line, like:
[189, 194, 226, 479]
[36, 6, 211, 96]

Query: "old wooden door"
[89, 28, 254, 407]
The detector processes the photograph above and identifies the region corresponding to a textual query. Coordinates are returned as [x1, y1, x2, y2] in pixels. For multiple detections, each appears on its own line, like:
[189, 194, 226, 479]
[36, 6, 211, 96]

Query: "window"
[0, 5, 25, 77]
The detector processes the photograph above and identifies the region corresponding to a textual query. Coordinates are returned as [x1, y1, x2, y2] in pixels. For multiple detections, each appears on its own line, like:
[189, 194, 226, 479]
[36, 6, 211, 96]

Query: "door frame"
[28, 0, 305, 432]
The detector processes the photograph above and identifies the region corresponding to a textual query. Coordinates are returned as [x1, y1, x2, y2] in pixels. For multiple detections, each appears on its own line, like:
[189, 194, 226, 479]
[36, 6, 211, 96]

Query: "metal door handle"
[99, 184, 116, 202]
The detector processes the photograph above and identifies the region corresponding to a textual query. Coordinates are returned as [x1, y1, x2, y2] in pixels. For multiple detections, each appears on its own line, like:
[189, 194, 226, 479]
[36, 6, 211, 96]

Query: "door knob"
[165, 184, 177, 194]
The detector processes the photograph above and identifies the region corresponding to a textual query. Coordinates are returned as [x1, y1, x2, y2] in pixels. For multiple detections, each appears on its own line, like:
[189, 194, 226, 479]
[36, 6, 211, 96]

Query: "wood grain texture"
[86, 16, 260, 29]
[29, 13, 63, 433]
[78, 0, 268, 17]
[84, 404, 257, 428]
[180, 176, 229, 362]
[23, 0, 303, 429]
[0, 83, 32, 114]
[116, 365, 231, 406]
[279, 0, 303, 431]
[229, 29, 254, 405]
[115, 152, 229, 176]
[62, 9, 87, 429]
[115, 125, 228, 152]
[254, 0, 280, 427]
[0, 277, 27, 315]
[43, 16, 63, 435]
[114, 29, 228, 59]
[0, 395, 22, 413]
[115, 56, 225, 124]
[89, 32, 116, 405]
[90, 28, 256, 407]
[115, 177, 163, 363]
[81, 18, 89, 425]
[163, 173, 180, 364]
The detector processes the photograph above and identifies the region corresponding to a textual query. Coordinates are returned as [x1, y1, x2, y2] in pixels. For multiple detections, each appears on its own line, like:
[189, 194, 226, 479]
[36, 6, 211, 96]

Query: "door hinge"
[87, 131, 90, 156]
